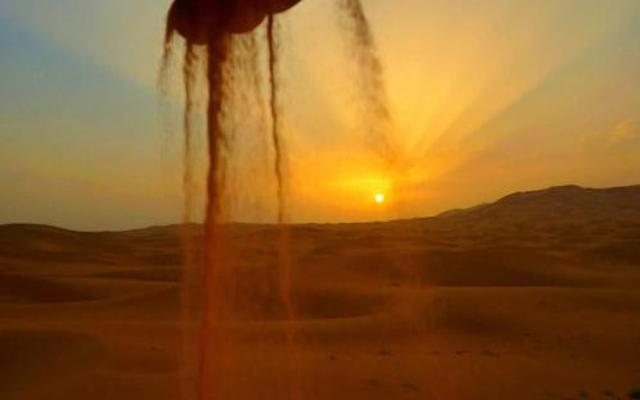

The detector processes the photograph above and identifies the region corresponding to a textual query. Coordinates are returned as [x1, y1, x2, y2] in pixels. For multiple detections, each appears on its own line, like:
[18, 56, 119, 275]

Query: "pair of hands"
[168, 0, 303, 42]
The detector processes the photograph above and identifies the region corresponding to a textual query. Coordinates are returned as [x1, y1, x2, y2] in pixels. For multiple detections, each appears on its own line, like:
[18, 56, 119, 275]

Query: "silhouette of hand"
[168, 0, 303, 43]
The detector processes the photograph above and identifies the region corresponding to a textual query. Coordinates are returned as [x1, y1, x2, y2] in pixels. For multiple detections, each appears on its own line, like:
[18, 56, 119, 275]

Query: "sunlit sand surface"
[2, 185, 640, 400]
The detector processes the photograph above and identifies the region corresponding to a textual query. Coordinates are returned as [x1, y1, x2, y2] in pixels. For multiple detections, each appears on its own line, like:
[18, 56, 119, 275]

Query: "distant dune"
[1, 184, 640, 399]
[438, 184, 640, 222]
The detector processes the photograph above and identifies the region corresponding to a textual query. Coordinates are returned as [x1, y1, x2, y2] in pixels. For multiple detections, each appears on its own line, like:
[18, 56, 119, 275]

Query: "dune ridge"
[1, 184, 640, 399]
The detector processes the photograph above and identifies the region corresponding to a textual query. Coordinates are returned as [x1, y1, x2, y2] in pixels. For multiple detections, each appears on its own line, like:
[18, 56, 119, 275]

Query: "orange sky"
[1, 0, 640, 229]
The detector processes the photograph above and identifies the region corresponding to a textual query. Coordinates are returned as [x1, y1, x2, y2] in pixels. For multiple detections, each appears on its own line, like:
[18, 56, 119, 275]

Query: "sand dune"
[1, 185, 640, 399]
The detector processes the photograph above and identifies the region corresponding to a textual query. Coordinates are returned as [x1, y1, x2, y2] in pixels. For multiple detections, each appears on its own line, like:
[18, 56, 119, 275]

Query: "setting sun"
[2, 1, 640, 399]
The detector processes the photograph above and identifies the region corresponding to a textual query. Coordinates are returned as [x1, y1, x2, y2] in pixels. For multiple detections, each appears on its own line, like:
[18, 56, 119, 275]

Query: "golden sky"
[1, 0, 640, 229]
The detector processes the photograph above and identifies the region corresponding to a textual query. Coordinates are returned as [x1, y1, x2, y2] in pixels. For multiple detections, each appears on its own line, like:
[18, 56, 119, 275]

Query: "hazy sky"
[1, 0, 640, 230]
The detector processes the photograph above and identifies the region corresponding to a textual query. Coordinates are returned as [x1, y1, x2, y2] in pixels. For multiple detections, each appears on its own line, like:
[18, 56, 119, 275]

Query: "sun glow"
[374, 193, 385, 204]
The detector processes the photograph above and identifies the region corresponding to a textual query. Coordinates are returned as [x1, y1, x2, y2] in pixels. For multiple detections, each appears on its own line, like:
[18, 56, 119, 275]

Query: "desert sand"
[2, 184, 640, 399]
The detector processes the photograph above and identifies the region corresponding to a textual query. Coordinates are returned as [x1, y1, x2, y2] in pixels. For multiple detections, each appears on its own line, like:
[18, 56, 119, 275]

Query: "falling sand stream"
[160, 0, 394, 398]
